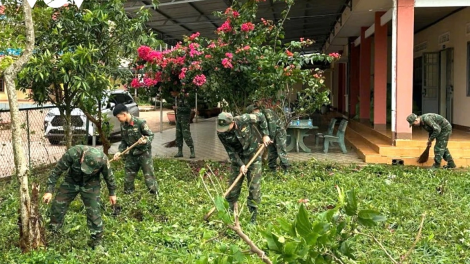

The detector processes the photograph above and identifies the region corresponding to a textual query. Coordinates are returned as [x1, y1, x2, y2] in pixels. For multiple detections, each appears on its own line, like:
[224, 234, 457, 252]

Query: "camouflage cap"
[81, 148, 105, 174]
[246, 104, 259, 114]
[406, 113, 418, 127]
[217, 112, 234, 132]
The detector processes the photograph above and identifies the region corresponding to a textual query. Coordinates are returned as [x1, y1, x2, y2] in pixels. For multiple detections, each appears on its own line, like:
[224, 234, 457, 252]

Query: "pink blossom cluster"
[131, 78, 143, 88]
[192, 74, 206, 86]
[143, 77, 158, 87]
[178, 67, 188, 79]
[224, 7, 240, 18]
[222, 58, 233, 69]
[137, 46, 152, 61]
[189, 32, 200, 41]
[241, 22, 255, 32]
[217, 21, 232, 33]
[189, 42, 203, 57]
[329, 52, 340, 59]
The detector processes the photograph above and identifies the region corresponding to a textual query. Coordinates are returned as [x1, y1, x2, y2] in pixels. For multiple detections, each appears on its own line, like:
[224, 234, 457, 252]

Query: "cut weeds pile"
[1, 158, 470, 263]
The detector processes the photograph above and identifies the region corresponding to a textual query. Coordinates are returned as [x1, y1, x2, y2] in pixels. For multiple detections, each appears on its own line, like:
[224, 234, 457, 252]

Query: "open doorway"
[420, 49, 453, 119]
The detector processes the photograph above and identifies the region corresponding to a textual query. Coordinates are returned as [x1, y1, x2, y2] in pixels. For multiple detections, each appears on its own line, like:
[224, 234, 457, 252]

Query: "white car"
[44, 90, 139, 145]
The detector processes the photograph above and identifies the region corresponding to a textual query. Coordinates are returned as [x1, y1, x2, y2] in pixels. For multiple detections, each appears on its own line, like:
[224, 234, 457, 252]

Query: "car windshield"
[109, 93, 134, 105]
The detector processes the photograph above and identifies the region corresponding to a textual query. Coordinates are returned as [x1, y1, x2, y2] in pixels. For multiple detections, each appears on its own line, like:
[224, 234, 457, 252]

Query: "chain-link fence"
[0, 106, 92, 178]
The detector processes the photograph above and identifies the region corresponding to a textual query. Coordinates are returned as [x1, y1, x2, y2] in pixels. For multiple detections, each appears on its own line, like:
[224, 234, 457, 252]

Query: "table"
[286, 120, 318, 153]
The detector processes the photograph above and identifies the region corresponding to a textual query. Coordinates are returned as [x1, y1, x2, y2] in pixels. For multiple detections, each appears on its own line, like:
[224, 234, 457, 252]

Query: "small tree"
[131, 0, 340, 118]
[1, 0, 45, 251]
[19, 0, 160, 153]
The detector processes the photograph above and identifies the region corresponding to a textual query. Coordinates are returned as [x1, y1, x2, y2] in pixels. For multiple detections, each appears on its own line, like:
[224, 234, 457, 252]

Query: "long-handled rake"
[203, 144, 266, 221]
[109, 136, 146, 215]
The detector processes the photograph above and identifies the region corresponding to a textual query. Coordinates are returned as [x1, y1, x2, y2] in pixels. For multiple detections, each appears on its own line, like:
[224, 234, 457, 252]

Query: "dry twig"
[227, 203, 272, 264]
[356, 232, 398, 264]
[399, 213, 426, 263]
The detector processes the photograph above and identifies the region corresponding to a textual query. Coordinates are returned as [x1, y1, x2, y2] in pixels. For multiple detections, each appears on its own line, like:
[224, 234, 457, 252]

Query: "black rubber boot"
[248, 206, 258, 224]
[444, 160, 456, 169]
[431, 163, 441, 169]
[174, 147, 183, 158]
[189, 147, 195, 159]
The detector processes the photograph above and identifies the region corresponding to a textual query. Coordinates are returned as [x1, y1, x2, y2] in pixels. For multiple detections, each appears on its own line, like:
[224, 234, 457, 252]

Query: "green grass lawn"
[1, 158, 470, 263]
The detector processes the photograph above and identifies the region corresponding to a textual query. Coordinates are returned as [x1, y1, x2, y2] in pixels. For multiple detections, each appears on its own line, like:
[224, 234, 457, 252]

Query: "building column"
[349, 37, 360, 118]
[392, 0, 414, 140]
[338, 63, 345, 113]
[374, 12, 387, 130]
[359, 27, 371, 121]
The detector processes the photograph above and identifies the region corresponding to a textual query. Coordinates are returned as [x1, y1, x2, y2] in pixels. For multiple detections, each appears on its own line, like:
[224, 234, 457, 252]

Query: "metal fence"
[0, 106, 75, 178]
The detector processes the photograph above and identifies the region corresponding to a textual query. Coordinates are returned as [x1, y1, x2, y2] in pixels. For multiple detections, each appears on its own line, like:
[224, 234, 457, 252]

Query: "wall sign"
[438, 32, 450, 45]
[414, 42, 427, 53]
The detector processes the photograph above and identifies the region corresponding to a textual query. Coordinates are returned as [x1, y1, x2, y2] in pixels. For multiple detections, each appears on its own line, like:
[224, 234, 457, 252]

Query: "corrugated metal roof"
[124, 0, 349, 52]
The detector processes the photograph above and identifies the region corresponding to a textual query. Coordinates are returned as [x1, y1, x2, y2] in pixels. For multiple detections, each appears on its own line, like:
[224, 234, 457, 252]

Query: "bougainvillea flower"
[192, 74, 206, 86]
[221, 58, 233, 69]
[241, 22, 255, 32]
[189, 32, 200, 41]
[217, 20, 232, 33]
[137, 46, 152, 61]
[130, 78, 143, 88]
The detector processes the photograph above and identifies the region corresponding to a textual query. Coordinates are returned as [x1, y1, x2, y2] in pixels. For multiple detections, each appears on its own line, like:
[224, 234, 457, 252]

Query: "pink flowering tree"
[133, 0, 340, 119]
[130, 32, 207, 106]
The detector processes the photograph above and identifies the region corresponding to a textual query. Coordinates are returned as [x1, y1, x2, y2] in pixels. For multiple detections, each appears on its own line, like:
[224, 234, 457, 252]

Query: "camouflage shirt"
[46, 145, 117, 195]
[420, 113, 452, 140]
[260, 108, 285, 137]
[119, 115, 154, 152]
[217, 113, 269, 166]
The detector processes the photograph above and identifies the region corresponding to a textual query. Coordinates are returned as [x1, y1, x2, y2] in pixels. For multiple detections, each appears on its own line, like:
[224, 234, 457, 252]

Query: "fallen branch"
[399, 213, 426, 264]
[356, 232, 398, 264]
[356, 213, 427, 264]
[227, 203, 272, 264]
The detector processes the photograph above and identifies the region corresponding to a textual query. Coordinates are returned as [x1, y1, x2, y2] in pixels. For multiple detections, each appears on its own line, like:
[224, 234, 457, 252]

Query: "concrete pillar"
[392, 0, 414, 140]
[374, 12, 387, 129]
[349, 37, 360, 118]
[359, 27, 371, 121]
[338, 63, 345, 113]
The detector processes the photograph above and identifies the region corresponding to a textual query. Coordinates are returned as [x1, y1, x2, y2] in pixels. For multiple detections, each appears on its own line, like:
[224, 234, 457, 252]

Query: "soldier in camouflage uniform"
[216, 112, 272, 223]
[113, 104, 158, 194]
[407, 113, 456, 169]
[174, 94, 195, 158]
[247, 104, 290, 173]
[42, 146, 117, 249]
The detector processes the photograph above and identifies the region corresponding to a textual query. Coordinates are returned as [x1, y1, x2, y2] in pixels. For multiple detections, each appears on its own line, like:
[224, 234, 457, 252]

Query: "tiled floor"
[108, 116, 365, 165]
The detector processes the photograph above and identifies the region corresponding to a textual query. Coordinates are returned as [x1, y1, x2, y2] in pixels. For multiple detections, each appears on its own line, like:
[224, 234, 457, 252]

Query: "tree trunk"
[63, 107, 73, 149]
[82, 111, 111, 154]
[3, 0, 43, 252]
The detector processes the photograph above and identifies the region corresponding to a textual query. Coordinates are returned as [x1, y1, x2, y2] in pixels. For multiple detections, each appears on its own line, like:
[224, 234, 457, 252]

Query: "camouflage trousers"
[227, 155, 262, 209]
[268, 129, 289, 170]
[124, 150, 158, 193]
[175, 114, 194, 148]
[433, 130, 453, 164]
[50, 181, 103, 241]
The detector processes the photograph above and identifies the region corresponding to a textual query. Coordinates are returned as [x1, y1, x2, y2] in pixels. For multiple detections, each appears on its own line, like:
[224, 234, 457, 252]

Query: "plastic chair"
[315, 118, 337, 147]
[323, 119, 348, 154]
